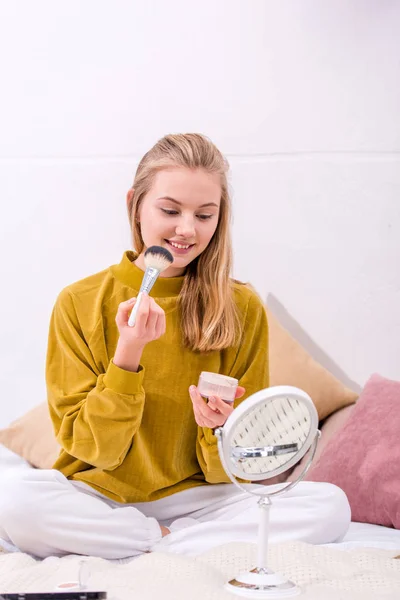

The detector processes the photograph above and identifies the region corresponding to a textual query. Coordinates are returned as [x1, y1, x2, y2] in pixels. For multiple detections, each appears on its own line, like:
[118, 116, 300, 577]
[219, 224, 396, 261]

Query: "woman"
[0, 134, 350, 559]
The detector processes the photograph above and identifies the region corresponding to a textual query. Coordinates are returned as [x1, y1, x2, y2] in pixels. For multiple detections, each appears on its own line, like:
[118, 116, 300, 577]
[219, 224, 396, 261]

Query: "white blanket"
[1, 541, 399, 600]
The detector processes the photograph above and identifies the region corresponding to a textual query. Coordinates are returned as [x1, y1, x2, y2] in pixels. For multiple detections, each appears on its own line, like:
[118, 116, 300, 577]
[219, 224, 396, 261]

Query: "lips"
[169, 241, 191, 249]
[165, 239, 195, 254]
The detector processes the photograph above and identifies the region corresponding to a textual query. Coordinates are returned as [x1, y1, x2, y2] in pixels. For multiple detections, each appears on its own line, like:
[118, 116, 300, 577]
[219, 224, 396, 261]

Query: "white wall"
[0, 0, 399, 427]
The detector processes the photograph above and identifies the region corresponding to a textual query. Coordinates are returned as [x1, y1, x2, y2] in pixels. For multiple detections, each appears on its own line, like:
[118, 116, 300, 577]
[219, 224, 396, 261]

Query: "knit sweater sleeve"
[46, 288, 146, 471]
[196, 289, 269, 483]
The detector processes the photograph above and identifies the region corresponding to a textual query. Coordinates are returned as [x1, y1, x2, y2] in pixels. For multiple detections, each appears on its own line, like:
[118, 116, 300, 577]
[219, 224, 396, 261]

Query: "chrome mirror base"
[225, 568, 301, 598]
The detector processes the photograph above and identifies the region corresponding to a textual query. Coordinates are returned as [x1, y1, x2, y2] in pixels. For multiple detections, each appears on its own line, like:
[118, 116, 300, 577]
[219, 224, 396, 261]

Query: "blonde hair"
[127, 133, 240, 352]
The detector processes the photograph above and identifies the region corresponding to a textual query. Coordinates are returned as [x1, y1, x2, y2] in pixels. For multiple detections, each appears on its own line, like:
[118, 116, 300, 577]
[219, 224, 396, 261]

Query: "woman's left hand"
[189, 385, 246, 429]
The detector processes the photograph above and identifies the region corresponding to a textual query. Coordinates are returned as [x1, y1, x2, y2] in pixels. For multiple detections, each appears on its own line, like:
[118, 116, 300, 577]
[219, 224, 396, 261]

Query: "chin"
[174, 256, 192, 267]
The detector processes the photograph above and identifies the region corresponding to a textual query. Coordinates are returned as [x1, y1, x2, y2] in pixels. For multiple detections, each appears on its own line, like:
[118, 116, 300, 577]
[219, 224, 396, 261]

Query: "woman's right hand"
[113, 293, 166, 372]
[116, 293, 166, 345]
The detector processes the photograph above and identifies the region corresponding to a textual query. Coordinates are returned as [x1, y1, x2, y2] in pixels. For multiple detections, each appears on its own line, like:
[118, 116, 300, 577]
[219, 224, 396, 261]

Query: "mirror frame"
[219, 385, 319, 481]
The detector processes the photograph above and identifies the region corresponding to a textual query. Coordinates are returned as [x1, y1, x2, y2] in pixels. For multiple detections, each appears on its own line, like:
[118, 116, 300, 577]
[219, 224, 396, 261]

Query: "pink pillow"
[306, 373, 400, 529]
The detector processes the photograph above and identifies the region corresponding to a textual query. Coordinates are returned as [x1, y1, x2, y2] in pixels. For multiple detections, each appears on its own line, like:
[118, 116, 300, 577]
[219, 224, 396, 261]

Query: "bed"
[1, 443, 400, 599]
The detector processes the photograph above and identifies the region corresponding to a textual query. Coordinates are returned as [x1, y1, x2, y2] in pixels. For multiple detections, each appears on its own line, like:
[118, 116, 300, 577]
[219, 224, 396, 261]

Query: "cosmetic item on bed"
[197, 372, 238, 404]
[54, 561, 92, 594]
[128, 246, 173, 327]
[215, 385, 320, 598]
[0, 594, 106, 599]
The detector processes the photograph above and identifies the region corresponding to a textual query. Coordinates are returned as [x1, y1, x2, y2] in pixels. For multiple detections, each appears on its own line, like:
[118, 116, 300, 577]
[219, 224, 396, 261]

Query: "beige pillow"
[267, 308, 358, 420]
[0, 309, 357, 469]
[0, 403, 60, 469]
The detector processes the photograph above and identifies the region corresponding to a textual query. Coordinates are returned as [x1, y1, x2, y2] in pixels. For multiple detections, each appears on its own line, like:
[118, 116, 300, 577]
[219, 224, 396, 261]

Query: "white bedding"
[0, 541, 399, 600]
[330, 522, 400, 551]
[1, 444, 400, 554]
[0, 444, 31, 472]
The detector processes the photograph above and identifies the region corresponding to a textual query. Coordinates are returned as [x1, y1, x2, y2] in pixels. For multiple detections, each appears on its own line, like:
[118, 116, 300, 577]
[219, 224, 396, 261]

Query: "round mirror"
[215, 386, 320, 598]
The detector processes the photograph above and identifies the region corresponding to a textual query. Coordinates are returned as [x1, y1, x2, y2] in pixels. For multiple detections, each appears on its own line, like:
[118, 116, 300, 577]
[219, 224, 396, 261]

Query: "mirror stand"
[215, 408, 320, 599]
[227, 495, 300, 598]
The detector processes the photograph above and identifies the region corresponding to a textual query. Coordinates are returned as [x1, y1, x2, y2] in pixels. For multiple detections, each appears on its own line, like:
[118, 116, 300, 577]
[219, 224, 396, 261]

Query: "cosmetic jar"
[198, 372, 238, 404]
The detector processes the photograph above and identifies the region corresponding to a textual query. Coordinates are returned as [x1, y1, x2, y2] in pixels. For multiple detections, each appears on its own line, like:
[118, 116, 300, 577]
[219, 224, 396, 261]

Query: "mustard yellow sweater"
[47, 251, 269, 503]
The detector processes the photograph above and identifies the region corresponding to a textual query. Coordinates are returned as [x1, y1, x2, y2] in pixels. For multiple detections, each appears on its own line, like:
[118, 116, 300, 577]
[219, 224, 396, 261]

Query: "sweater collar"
[111, 251, 184, 298]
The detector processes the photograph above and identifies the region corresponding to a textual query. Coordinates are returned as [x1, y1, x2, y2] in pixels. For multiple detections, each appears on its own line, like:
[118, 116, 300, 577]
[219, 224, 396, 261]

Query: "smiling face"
[132, 167, 222, 277]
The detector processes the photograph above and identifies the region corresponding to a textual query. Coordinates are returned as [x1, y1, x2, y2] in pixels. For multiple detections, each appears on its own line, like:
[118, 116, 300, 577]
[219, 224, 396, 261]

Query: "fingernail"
[209, 396, 216, 404]
[128, 297, 136, 303]
[189, 385, 196, 393]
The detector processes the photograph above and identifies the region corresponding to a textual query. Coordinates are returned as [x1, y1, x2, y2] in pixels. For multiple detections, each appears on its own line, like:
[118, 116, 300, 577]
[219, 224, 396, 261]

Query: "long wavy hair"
[127, 133, 240, 352]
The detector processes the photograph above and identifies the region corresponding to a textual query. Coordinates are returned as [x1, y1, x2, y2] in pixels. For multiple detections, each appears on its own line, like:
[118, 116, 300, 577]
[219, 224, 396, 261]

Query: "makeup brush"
[128, 245, 174, 327]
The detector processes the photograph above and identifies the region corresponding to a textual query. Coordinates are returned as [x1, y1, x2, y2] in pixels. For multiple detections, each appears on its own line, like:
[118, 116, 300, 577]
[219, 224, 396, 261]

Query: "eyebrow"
[157, 196, 219, 208]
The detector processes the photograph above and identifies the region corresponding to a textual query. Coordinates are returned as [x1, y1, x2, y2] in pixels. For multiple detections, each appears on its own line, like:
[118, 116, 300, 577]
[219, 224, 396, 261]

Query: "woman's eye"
[161, 209, 179, 216]
[197, 214, 213, 221]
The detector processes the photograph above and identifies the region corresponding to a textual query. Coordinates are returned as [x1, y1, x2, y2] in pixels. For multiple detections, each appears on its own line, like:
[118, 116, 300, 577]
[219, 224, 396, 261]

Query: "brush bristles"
[144, 245, 174, 272]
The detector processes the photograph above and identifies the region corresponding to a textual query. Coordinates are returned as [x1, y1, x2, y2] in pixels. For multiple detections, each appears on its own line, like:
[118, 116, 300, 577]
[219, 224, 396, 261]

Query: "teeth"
[169, 241, 190, 249]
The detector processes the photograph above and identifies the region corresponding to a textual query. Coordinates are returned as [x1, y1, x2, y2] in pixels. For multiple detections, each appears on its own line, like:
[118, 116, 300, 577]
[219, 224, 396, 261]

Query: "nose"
[175, 215, 196, 239]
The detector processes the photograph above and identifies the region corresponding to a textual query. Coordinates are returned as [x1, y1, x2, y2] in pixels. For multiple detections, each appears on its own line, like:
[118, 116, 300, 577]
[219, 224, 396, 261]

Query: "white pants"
[0, 468, 351, 560]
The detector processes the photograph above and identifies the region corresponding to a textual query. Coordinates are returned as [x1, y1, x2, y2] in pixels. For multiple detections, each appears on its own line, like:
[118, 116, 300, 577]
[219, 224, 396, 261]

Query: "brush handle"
[128, 266, 161, 327]
[140, 266, 160, 294]
[128, 292, 143, 327]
